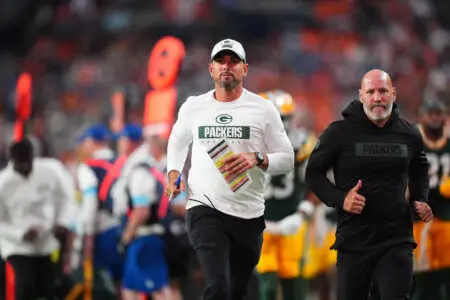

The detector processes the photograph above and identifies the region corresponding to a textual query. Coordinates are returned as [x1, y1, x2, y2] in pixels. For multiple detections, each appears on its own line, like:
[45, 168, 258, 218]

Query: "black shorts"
[6, 255, 55, 300]
[187, 205, 265, 300]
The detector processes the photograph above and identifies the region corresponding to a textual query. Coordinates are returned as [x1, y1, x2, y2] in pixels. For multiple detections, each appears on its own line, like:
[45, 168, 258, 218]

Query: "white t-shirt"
[0, 158, 77, 258]
[167, 88, 294, 219]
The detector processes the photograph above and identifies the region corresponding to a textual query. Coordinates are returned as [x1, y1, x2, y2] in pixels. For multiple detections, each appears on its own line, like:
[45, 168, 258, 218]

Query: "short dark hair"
[9, 138, 34, 162]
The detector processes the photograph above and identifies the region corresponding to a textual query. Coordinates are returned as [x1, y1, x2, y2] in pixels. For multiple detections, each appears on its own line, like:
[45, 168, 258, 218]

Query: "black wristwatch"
[255, 152, 264, 166]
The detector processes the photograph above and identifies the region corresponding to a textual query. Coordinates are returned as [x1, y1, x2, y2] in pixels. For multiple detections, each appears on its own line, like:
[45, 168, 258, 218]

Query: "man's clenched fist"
[166, 170, 185, 199]
[413, 201, 433, 223]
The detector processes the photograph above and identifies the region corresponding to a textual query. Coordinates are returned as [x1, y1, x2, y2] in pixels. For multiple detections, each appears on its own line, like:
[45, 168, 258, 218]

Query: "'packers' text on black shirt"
[355, 143, 408, 157]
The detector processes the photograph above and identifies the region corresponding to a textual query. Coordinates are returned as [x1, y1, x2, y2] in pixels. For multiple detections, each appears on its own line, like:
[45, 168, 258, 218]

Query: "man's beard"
[217, 77, 239, 91]
[363, 101, 394, 123]
[424, 123, 445, 140]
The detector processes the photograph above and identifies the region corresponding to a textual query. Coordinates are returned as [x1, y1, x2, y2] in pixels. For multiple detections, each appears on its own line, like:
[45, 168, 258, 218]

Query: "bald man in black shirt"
[306, 69, 433, 300]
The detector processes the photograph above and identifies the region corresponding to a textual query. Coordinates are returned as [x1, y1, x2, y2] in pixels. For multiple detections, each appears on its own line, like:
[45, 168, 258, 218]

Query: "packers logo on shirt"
[197, 114, 250, 139]
[198, 126, 250, 139]
[216, 114, 233, 124]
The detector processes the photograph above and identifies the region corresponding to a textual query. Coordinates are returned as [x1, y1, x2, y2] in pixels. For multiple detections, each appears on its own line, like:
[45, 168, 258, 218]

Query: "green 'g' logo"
[216, 114, 233, 124]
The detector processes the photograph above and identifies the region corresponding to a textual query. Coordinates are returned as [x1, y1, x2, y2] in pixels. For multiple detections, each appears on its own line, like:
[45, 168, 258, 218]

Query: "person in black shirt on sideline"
[305, 69, 433, 300]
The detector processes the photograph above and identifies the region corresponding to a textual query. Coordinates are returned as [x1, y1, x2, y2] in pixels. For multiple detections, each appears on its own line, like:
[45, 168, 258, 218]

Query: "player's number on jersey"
[427, 152, 450, 188]
[264, 170, 295, 199]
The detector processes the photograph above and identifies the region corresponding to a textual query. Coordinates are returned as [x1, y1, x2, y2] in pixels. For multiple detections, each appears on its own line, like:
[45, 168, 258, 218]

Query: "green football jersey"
[417, 124, 450, 220]
[264, 129, 317, 221]
[422, 135, 450, 221]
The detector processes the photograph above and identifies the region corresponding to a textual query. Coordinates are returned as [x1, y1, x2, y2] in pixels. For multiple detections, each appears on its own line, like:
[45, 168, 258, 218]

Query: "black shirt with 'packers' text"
[306, 100, 430, 252]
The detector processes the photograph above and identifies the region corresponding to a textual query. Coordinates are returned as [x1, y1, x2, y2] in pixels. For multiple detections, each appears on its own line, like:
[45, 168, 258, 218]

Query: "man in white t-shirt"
[0, 138, 76, 300]
[166, 38, 295, 300]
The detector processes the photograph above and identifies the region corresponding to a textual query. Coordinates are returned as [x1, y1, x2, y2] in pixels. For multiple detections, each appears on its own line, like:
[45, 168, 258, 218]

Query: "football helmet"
[259, 90, 296, 117]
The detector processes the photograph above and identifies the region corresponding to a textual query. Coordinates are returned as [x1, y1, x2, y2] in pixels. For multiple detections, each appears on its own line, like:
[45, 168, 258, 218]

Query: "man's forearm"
[408, 147, 430, 203]
[305, 166, 346, 208]
[122, 208, 149, 244]
[408, 182, 429, 203]
[83, 235, 94, 259]
[408, 170, 429, 203]
[61, 231, 74, 271]
[64, 231, 74, 255]
[166, 138, 190, 175]
[265, 152, 294, 175]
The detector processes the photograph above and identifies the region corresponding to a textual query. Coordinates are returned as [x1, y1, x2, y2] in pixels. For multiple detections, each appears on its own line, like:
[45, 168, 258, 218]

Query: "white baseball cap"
[210, 39, 246, 63]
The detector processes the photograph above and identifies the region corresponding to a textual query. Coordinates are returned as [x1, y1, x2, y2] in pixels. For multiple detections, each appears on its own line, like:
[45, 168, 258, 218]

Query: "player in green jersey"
[413, 99, 450, 300]
[256, 90, 317, 300]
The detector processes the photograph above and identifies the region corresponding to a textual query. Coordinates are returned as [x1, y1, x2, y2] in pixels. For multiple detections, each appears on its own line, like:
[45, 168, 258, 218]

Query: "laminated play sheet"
[207, 139, 252, 192]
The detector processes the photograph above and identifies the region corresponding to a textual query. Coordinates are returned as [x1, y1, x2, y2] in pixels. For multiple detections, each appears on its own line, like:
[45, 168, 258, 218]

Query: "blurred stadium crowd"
[0, 0, 450, 299]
